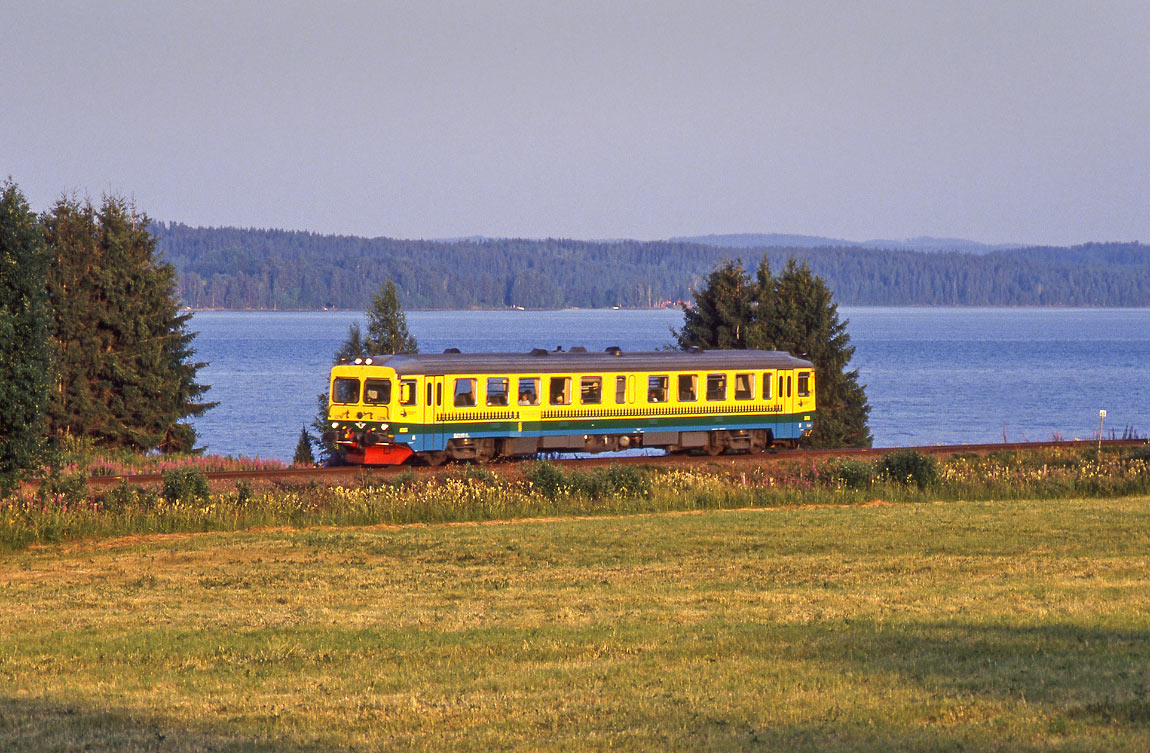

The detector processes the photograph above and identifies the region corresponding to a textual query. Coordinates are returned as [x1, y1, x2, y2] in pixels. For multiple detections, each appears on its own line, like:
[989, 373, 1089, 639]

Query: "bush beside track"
[3, 442, 1150, 551]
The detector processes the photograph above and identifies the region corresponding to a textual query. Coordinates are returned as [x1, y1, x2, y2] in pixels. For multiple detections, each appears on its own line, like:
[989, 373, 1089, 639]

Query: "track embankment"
[51, 438, 1148, 492]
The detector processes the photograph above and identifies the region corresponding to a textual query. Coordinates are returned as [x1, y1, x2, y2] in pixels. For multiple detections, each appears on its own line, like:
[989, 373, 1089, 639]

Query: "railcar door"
[425, 375, 446, 452]
[779, 370, 794, 423]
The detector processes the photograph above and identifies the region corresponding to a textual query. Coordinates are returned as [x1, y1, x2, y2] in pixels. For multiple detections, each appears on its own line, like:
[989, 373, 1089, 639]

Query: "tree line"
[153, 222, 1150, 310]
[0, 181, 212, 495]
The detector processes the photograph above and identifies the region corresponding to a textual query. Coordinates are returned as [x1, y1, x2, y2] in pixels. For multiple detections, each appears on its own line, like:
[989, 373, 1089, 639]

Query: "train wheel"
[421, 451, 448, 467]
[704, 432, 726, 456]
[474, 438, 497, 463]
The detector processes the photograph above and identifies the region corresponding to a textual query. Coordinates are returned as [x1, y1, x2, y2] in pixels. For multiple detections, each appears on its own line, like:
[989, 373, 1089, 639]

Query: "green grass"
[2, 496, 1148, 751]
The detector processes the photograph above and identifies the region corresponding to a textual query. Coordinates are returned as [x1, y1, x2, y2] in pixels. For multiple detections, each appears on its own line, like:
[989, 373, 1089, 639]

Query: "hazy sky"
[3, 1, 1148, 244]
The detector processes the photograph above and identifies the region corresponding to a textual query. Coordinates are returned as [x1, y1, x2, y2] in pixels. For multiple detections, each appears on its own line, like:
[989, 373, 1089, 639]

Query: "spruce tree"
[364, 279, 418, 355]
[672, 259, 753, 350]
[0, 181, 52, 496]
[675, 256, 872, 449]
[749, 258, 872, 448]
[293, 425, 315, 466]
[333, 321, 367, 363]
[42, 196, 215, 453]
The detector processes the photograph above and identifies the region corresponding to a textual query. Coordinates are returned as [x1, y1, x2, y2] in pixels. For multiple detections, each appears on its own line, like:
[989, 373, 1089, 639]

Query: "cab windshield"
[333, 377, 360, 404]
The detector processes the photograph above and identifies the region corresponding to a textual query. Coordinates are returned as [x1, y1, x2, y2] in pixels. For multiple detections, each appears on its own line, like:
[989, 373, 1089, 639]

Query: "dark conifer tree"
[42, 196, 214, 452]
[333, 322, 367, 363]
[365, 279, 418, 355]
[293, 424, 315, 466]
[749, 258, 872, 448]
[0, 181, 52, 496]
[672, 259, 753, 350]
[676, 256, 872, 449]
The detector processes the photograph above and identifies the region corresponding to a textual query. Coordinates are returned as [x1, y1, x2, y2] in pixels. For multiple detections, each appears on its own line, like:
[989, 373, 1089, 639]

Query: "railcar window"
[615, 375, 628, 404]
[399, 379, 418, 407]
[786, 375, 792, 398]
[778, 374, 785, 398]
[518, 377, 540, 405]
[581, 376, 602, 405]
[798, 372, 811, 397]
[706, 374, 726, 402]
[549, 376, 572, 406]
[678, 374, 697, 402]
[762, 371, 773, 400]
[735, 373, 753, 400]
[333, 378, 360, 404]
[486, 377, 510, 406]
[453, 378, 476, 407]
[363, 379, 391, 405]
[648, 375, 669, 403]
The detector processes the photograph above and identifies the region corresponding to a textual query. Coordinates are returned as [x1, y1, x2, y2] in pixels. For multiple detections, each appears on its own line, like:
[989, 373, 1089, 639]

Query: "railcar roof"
[351, 349, 813, 376]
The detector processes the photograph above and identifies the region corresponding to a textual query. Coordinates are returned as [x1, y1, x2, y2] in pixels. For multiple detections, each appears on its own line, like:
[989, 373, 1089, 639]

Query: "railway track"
[41, 438, 1148, 492]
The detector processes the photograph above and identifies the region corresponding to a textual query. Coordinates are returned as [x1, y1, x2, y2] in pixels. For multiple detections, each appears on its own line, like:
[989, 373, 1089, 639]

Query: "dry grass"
[2, 496, 1149, 751]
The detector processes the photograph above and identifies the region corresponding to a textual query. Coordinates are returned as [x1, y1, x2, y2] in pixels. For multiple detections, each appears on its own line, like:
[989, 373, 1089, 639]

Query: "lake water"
[188, 308, 1150, 461]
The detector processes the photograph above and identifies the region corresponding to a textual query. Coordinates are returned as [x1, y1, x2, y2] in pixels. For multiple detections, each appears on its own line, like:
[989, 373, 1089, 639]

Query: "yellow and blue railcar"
[325, 348, 815, 465]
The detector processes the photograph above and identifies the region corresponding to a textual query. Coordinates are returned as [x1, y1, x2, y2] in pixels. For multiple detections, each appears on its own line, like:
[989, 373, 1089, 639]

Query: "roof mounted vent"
[689, 346, 704, 353]
[605, 346, 622, 355]
[530, 348, 548, 356]
[443, 347, 461, 354]
[570, 346, 587, 353]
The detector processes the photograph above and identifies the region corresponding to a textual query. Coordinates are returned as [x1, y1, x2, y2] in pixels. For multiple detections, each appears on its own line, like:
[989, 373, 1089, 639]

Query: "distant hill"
[672, 233, 1023, 254]
[151, 223, 1150, 310]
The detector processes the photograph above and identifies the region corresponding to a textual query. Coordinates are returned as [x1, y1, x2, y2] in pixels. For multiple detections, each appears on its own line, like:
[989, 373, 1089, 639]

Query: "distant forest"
[152, 223, 1150, 309]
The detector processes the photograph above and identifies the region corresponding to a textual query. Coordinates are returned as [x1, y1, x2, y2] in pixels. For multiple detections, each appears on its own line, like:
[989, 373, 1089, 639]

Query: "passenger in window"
[581, 377, 602, 405]
[518, 378, 539, 406]
[550, 377, 571, 405]
[648, 376, 668, 403]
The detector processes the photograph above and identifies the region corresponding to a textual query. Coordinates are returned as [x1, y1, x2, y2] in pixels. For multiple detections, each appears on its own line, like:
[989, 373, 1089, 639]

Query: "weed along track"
[10, 439, 1150, 553]
[63, 438, 1149, 491]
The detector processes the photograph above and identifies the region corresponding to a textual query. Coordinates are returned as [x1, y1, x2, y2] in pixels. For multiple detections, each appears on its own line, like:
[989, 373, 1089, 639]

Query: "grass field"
[2, 496, 1148, 752]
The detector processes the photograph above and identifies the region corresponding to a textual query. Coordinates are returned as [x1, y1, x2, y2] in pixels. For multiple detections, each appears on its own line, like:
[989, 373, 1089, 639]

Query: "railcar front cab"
[326, 350, 816, 466]
[326, 360, 413, 465]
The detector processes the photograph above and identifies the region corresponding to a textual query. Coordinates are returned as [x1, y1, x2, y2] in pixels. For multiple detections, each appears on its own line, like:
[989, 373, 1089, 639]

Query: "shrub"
[234, 480, 254, 504]
[601, 464, 652, 497]
[36, 471, 89, 507]
[879, 450, 938, 489]
[828, 459, 874, 489]
[100, 482, 158, 512]
[162, 468, 210, 504]
[458, 464, 498, 484]
[1129, 445, 1150, 462]
[524, 460, 566, 499]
